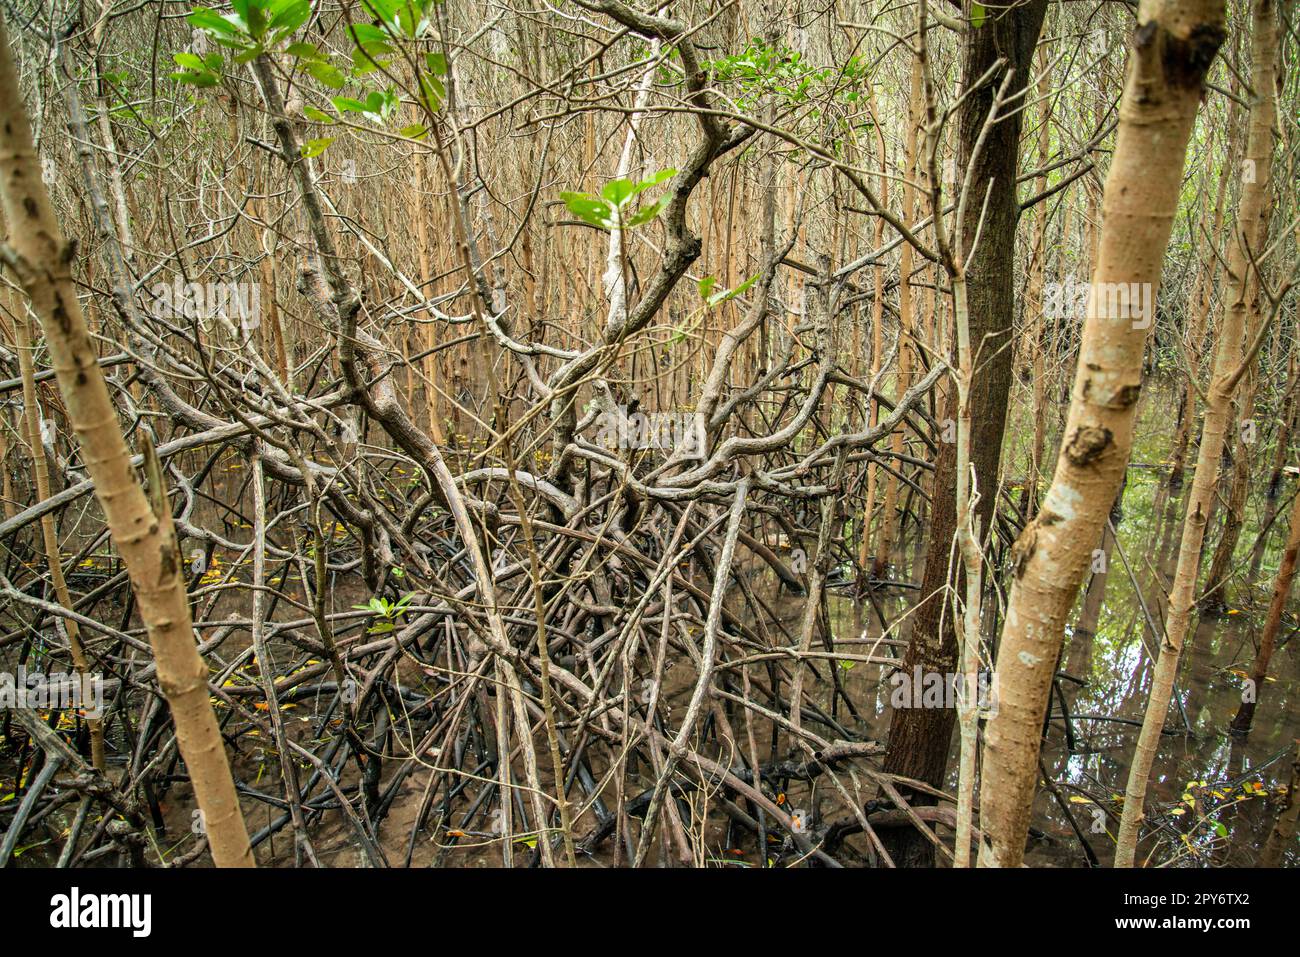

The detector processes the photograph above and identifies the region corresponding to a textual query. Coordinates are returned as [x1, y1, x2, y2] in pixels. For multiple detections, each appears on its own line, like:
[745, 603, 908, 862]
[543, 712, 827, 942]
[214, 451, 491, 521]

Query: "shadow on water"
[769, 378, 1298, 867]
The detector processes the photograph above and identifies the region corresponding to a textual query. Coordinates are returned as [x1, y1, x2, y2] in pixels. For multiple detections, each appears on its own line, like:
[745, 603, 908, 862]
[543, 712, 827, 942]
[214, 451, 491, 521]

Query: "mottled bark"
[0, 12, 254, 867]
[979, 0, 1225, 868]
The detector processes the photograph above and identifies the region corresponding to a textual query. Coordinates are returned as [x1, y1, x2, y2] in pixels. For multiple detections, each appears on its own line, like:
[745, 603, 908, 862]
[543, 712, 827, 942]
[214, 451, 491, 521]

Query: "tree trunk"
[1114, 0, 1277, 867]
[10, 306, 105, 771]
[978, 0, 1226, 868]
[872, 50, 923, 582]
[1259, 741, 1299, 866]
[0, 12, 254, 867]
[1231, 467, 1300, 734]
[880, 0, 1047, 867]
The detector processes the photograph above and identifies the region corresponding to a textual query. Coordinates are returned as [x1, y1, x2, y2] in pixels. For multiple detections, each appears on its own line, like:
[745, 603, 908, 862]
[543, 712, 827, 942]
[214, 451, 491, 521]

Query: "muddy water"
[5, 380, 1294, 867]
[781, 379, 1300, 866]
[221, 376, 1300, 867]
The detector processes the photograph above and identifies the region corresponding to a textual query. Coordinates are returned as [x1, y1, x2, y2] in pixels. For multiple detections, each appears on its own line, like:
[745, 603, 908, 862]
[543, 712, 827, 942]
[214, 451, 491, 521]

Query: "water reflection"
[769, 382, 1297, 866]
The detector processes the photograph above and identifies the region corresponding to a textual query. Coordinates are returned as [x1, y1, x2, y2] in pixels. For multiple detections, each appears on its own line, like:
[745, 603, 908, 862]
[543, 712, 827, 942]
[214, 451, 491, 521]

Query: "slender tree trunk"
[1259, 741, 1299, 866]
[859, 92, 888, 576]
[881, 0, 1047, 867]
[1075, 483, 1127, 641]
[1202, 241, 1270, 612]
[956, 0, 1048, 550]
[0, 13, 254, 867]
[10, 305, 105, 770]
[978, 0, 1226, 868]
[412, 141, 446, 445]
[1114, 0, 1277, 867]
[873, 50, 923, 581]
[1168, 140, 1232, 490]
[1023, 57, 1052, 520]
[1231, 468, 1300, 734]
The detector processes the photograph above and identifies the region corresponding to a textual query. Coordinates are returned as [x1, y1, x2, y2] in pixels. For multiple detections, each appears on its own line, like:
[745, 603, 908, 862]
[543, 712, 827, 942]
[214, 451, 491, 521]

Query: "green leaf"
[424, 52, 447, 76]
[970, 3, 987, 28]
[706, 272, 759, 307]
[331, 96, 369, 114]
[622, 195, 670, 228]
[306, 60, 346, 88]
[399, 123, 428, 139]
[394, 3, 430, 38]
[170, 70, 219, 87]
[351, 46, 390, 75]
[560, 192, 612, 229]
[241, 0, 269, 39]
[419, 72, 445, 111]
[299, 137, 336, 158]
[350, 23, 391, 45]
[172, 52, 208, 71]
[368, 0, 404, 21]
[731, 273, 758, 296]
[268, 0, 311, 36]
[231, 46, 264, 65]
[303, 105, 335, 123]
[286, 41, 323, 60]
[601, 178, 637, 206]
[187, 8, 242, 35]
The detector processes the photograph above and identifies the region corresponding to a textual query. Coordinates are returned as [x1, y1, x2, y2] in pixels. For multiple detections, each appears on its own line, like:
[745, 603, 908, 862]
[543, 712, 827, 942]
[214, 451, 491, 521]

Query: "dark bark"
[881, 0, 1048, 867]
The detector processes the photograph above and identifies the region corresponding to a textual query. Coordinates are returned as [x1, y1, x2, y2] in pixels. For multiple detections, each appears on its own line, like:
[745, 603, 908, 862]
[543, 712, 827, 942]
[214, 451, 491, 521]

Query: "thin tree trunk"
[1023, 57, 1051, 520]
[978, 0, 1226, 868]
[872, 49, 923, 581]
[1259, 741, 1299, 866]
[10, 306, 105, 770]
[1231, 468, 1300, 734]
[0, 13, 254, 867]
[1114, 0, 1277, 867]
[859, 91, 888, 576]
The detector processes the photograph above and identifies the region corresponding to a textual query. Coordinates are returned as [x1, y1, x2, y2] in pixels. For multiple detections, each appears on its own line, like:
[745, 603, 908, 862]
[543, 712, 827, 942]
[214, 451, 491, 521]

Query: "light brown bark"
[10, 306, 105, 770]
[977, 0, 1226, 868]
[872, 50, 923, 580]
[0, 12, 254, 867]
[1114, 0, 1278, 867]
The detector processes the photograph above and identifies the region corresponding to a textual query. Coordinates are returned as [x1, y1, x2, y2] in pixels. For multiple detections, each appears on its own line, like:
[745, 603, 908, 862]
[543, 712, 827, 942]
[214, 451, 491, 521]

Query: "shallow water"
[790, 377, 1300, 866]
